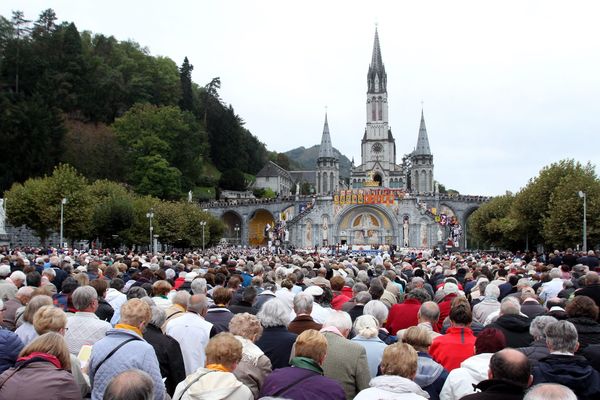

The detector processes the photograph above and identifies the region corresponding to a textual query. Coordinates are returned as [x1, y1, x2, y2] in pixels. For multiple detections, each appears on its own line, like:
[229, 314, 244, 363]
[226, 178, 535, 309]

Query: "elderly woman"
[517, 315, 558, 364]
[351, 314, 387, 378]
[566, 295, 600, 349]
[172, 332, 253, 400]
[255, 298, 297, 369]
[89, 299, 166, 400]
[14, 294, 53, 345]
[259, 329, 345, 399]
[151, 280, 173, 310]
[403, 326, 448, 400]
[364, 299, 397, 344]
[229, 313, 272, 399]
[33, 305, 90, 397]
[355, 342, 429, 399]
[0, 332, 82, 400]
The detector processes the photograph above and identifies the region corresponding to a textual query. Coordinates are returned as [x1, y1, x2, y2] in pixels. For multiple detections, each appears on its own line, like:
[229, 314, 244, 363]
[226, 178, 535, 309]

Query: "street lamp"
[146, 208, 154, 254]
[578, 191, 587, 253]
[200, 221, 207, 252]
[60, 198, 68, 249]
[234, 224, 240, 245]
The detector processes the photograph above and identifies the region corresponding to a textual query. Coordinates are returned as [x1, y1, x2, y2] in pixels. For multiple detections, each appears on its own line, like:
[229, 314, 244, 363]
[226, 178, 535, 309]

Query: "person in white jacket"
[355, 343, 429, 400]
[439, 327, 507, 400]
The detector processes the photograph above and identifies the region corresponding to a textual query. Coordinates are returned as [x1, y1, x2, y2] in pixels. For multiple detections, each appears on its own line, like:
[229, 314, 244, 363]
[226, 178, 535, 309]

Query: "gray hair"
[549, 268, 562, 279]
[407, 288, 431, 303]
[172, 290, 191, 307]
[529, 315, 558, 340]
[352, 282, 368, 294]
[323, 310, 352, 334]
[257, 298, 290, 328]
[418, 301, 441, 324]
[293, 292, 313, 314]
[545, 320, 578, 353]
[0, 264, 11, 277]
[363, 300, 388, 327]
[191, 278, 207, 295]
[149, 306, 166, 327]
[355, 271, 370, 286]
[484, 284, 500, 300]
[104, 369, 155, 400]
[9, 270, 26, 282]
[355, 291, 372, 305]
[72, 286, 98, 310]
[500, 296, 521, 315]
[524, 383, 577, 400]
[353, 314, 379, 339]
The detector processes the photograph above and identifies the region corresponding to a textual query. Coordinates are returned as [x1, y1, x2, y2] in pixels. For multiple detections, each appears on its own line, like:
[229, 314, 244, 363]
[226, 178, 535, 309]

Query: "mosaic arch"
[335, 205, 396, 246]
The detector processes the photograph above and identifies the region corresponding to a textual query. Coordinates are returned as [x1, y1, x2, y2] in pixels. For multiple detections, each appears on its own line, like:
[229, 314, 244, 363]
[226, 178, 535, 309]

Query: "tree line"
[0, 9, 271, 199]
[4, 164, 224, 248]
[469, 160, 599, 251]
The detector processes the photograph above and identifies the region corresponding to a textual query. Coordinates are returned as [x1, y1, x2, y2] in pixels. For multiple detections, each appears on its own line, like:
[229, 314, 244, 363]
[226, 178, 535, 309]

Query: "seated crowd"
[0, 247, 599, 399]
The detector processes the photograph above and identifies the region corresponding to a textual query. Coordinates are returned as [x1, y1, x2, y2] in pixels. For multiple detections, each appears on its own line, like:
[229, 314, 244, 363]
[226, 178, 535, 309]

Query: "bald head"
[489, 348, 532, 388]
[418, 301, 440, 324]
[585, 271, 599, 286]
[187, 294, 208, 315]
[524, 383, 577, 400]
[104, 369, 154, 400]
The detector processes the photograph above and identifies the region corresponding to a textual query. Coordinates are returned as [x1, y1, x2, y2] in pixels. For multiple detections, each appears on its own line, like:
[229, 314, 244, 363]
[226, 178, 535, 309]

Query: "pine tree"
[179, 56, 194, 111]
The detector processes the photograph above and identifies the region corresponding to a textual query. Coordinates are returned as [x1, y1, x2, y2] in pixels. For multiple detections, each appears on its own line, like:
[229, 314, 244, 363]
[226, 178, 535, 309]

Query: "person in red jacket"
[430, 298, 476, 371]
[331, 276, 351, 311]
[386, 288, 430, 335]
[436, 282, 460, 331]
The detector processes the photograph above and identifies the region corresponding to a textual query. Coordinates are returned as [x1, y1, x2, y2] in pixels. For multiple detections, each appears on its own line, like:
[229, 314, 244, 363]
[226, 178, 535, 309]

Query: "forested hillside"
[0, 9, 269, 199]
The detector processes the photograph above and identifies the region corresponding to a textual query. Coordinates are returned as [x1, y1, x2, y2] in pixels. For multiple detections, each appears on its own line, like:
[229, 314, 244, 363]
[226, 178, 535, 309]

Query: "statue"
[402, 216, 409, 247]
[437, 227, 443, 243]
[188, 190, 193, 203]
[0, 199, 6, 235]
[420, 221, 428, 248]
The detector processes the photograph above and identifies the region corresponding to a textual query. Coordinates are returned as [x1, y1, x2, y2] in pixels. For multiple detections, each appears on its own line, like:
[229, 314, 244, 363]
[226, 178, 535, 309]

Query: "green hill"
[284, 146, 352, 178]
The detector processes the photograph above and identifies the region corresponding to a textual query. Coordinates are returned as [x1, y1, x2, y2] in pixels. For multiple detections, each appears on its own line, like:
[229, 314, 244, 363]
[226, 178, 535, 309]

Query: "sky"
[2, 1, 599, 196]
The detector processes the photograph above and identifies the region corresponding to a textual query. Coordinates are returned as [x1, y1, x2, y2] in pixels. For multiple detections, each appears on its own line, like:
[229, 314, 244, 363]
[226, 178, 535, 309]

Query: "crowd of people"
[0, 246, 599, 399]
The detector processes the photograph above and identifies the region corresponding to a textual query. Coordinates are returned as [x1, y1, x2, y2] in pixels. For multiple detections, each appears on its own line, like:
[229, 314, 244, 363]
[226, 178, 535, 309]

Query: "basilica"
[210, 29, 488, 251]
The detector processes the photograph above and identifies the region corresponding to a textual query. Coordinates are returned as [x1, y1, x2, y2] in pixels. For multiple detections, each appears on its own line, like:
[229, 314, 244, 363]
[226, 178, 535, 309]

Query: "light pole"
[146, 208, 154, 254]
[235, 225, 240, 244]
[60, 198, 68, 249]
[579, 191, 587, 253]
[200, 221, 207, 252]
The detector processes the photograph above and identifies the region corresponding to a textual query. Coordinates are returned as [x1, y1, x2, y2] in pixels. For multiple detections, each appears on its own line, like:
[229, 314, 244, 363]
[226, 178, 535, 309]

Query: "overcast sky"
[3, 1, 599, 196]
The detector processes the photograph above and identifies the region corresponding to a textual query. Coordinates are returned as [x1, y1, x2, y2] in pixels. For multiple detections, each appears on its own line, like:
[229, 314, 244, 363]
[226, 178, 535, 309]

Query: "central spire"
[367, 27, 387, 93]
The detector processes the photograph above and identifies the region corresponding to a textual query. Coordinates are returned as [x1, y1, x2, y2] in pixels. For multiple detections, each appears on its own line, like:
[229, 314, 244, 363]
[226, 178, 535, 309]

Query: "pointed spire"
[367, 27, 387, 93]
[414, 108, 432, 155]
[318, 113, 335, 159]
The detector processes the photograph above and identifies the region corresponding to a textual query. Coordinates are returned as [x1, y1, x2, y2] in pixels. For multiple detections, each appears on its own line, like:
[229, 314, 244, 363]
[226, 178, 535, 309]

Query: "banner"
[333, 189, 406, 206]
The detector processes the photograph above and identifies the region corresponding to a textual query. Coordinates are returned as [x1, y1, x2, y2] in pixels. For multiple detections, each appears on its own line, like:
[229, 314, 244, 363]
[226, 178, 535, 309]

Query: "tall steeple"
[414, 109, 432, 155]
[367, 27, 387, 94]
[318, 113, 335, 159]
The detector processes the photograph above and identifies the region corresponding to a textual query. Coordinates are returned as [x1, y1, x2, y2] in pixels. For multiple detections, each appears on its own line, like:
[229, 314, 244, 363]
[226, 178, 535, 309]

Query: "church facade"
[205, 29, 489, 251]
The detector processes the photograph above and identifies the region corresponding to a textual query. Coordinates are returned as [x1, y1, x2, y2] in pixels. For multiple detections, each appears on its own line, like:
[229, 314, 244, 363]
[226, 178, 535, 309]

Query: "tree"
[179, 57, 194, 112]
[89, 180, 134, 247]
[10, 10, 31, 94]
[32, 8, 56, 37]
[541, 163, 600, 249]
[0, 93, 65, 193]
[4, 164, 92, 245]
[219, 168, 246, 191]
[513, 160, 593, 249]
[468, 194, 522, 250]
[132, 155, 182, 200]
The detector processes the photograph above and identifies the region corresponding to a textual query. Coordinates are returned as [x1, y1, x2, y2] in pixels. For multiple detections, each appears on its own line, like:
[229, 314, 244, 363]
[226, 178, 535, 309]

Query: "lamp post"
[60, 198, 68, 249]
[578, 191, 587, 253]
[146, 208, 154, 254]
[234, 224, 240, 245]
[200, 221, 207, 252]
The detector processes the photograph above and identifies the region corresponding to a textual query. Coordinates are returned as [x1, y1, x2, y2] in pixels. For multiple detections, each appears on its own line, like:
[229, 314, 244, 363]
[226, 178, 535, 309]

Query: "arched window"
[372, 96, 377, 121]
[378, 96, 383, 120]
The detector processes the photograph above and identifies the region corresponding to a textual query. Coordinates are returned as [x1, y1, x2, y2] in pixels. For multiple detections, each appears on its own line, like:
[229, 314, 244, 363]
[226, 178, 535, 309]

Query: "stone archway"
[335, 205, 396, 247]
[221, 211, 243, 243]
[248, 209, 275, 247]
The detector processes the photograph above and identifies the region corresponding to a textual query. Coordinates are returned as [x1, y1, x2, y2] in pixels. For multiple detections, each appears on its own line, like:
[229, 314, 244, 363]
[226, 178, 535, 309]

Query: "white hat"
[304, 285, 324, 297]
[444, 282, 459, 295]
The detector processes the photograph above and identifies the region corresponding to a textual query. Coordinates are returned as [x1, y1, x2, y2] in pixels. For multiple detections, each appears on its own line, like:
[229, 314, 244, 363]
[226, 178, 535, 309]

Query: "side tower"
[316, 113, 339, 195]
[410, 110, 434, 193]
